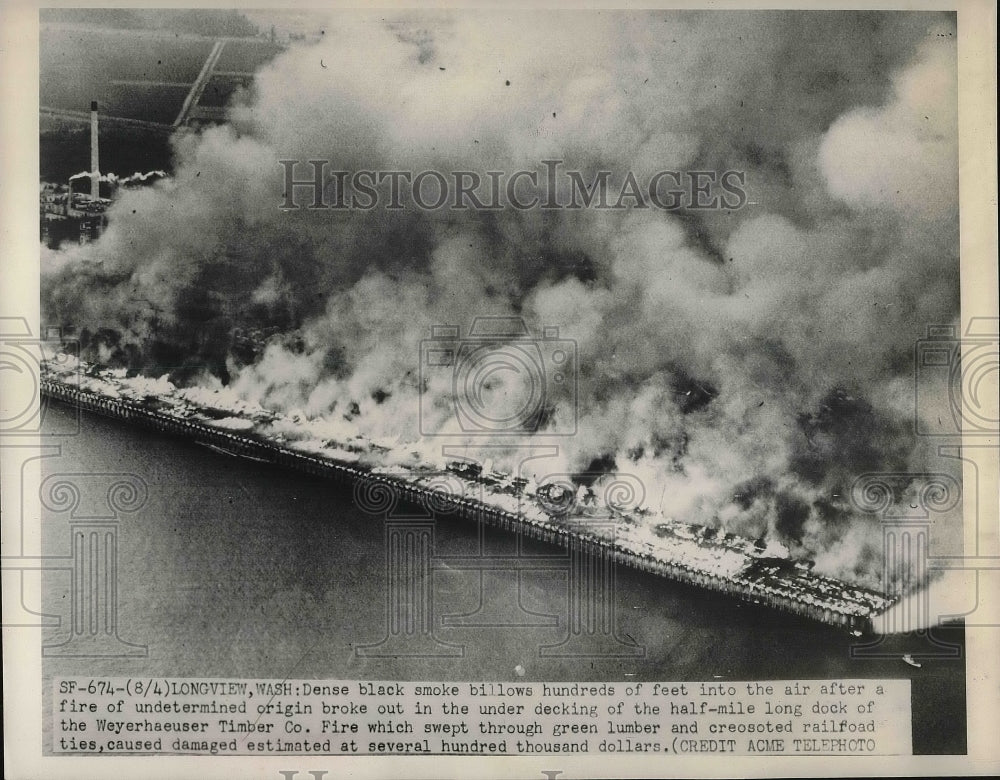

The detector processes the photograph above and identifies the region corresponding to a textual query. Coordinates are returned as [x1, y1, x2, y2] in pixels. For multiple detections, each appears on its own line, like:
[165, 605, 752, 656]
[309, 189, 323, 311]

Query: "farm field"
[40, 25, 215, 109]
[40, 23, 284, 123]
[213, 39, 284, 73]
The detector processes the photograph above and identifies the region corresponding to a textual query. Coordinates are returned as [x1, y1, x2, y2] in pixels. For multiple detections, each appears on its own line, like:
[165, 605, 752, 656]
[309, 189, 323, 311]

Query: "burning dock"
[39, 354, 895, 635]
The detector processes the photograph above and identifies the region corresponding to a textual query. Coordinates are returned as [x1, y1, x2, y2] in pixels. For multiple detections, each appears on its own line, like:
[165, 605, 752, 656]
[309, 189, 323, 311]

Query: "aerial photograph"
[23, 7, 981, 765]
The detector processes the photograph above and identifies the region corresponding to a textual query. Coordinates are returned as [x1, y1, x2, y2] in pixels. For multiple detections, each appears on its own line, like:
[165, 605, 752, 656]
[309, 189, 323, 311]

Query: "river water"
[40, 402, 965, 753]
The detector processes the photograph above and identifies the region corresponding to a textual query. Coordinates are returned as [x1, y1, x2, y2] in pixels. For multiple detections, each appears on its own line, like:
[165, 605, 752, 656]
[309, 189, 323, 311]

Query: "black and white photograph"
[2, 3, 998, 779]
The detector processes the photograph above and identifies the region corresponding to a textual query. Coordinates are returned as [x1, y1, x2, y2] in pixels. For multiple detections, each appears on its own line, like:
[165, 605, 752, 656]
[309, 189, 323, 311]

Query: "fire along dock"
[40, 355, 895, 635]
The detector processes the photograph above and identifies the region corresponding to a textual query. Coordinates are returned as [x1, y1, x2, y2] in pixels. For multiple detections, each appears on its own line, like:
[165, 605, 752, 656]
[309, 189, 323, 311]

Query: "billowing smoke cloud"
[42, 11, 960, 591]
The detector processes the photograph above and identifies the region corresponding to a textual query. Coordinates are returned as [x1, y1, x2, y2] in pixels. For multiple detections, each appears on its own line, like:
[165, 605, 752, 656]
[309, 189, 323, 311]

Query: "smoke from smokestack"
[41, 11, 961, 595]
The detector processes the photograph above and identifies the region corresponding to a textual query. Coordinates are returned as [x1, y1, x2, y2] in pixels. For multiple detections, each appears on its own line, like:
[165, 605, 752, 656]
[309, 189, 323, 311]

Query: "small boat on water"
[903, 654, 922, 668]
[197, 440, 271, 464]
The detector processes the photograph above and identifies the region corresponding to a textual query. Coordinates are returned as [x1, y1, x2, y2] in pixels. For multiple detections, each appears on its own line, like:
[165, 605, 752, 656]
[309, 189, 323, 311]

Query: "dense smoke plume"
[42, 11, 961, 591]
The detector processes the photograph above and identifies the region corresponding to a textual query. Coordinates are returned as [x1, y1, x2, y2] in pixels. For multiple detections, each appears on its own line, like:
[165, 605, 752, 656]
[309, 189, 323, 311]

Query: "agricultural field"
[213, 39, 284, 74]
[102, 83, 192, 125]
[40, 23, 285, 124]
[40, 25, 215, 116]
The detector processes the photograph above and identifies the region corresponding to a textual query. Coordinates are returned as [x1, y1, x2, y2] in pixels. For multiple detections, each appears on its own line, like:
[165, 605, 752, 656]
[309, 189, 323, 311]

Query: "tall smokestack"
[90, 100, 99, 200]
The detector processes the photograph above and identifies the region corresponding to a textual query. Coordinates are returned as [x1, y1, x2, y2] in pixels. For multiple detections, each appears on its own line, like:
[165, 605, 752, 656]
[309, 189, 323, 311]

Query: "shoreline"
[40, 365, 894, 635]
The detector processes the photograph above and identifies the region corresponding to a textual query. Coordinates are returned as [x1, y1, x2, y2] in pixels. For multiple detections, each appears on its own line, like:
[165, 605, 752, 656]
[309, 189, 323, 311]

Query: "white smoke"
[68, 169, 166, 184]
[42, 11, 961, 594]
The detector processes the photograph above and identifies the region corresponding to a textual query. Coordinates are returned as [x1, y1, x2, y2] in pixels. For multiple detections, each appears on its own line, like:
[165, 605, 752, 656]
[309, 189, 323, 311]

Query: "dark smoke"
[41, 11, 960, 588]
